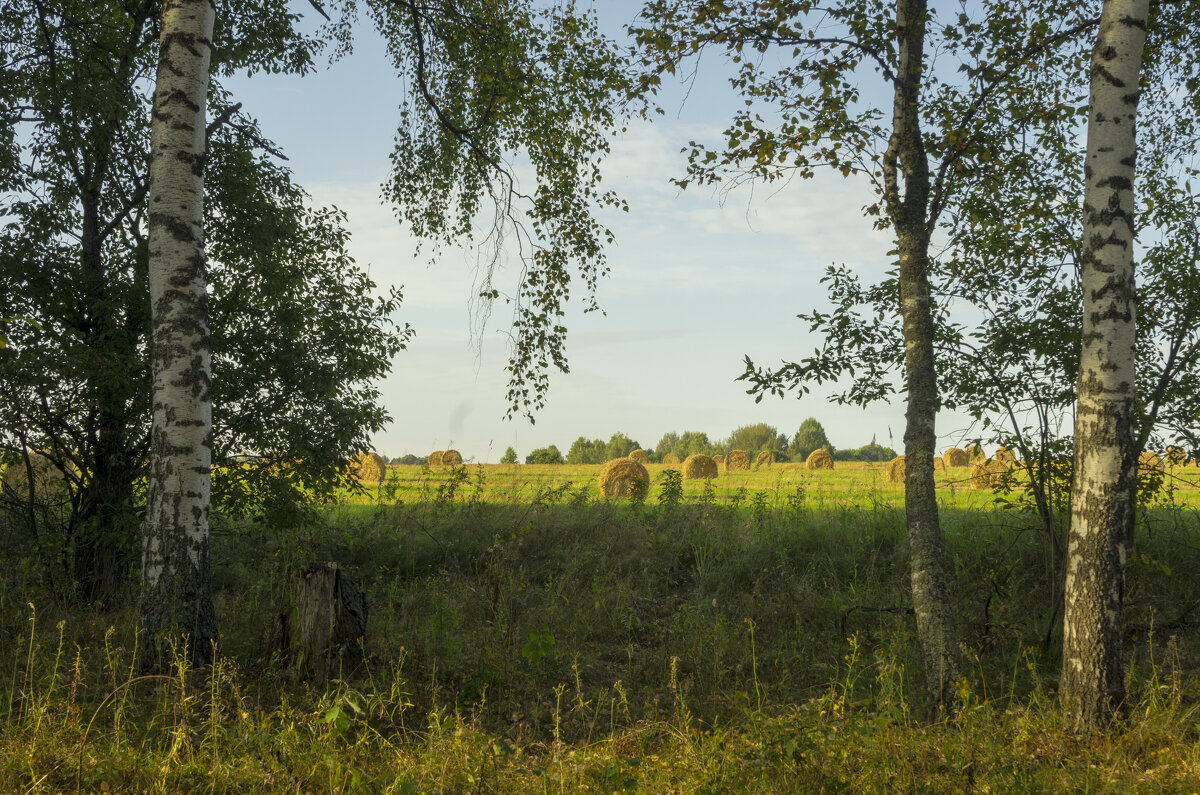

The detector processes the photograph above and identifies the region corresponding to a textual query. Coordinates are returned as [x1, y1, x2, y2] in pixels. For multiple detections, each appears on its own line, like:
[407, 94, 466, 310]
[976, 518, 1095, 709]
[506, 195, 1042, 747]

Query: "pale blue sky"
[226, 2, 982, 461]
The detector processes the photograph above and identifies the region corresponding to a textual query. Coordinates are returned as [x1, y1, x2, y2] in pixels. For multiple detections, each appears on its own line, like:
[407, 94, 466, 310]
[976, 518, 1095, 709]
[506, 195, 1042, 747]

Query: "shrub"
[429, 450, 445, 467]
[682, 453, 718, 480]
[943, 447, 969, 467]
[662, 453, 681, 465]
[629, 449, 649, 465]
[805, 449, 834, 470]
[598, 457, 649, 498]
[525, 445, 565, 465]
[725, 450, 750, 472]
[441, 449, 464, 466]
[887, 456, 905, 483]
[499, 447, 518, 464]
[350, 451, 387, 483]
[755, 450, 775, 468]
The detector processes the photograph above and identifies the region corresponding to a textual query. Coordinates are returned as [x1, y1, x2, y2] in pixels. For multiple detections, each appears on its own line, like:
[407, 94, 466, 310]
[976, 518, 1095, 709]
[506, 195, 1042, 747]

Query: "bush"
[525, 445, 565, 465]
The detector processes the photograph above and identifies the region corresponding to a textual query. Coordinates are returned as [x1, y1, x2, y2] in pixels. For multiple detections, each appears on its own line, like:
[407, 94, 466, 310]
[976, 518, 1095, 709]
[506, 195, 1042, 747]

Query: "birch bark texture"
[140, 0, 217, 667]
[1060, 0, 1148, 728]
[886, 0, 963, 718]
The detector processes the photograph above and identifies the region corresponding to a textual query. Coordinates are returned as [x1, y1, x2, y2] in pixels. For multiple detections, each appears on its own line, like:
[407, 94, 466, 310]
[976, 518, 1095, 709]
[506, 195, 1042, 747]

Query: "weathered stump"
[277, 562, 368, 683]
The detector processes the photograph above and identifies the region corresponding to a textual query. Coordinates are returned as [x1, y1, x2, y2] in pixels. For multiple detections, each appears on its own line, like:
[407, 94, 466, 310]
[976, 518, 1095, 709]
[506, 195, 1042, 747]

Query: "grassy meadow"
[4, 459, 1200, 792]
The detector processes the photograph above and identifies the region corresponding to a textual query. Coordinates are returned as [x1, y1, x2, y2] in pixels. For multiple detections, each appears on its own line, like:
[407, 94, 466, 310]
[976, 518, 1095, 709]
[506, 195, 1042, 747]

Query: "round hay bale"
[725, 450, 751, 472]
[1138, 451, 1165, 474]
[682, 453, 718, 480]
[598, 457, 649, 498]
[429, 450, 445, 467]
[805, 449, 834, 470]
[712, 454, 725, 465]
[994, 446, 1017, 465]
[943, 447, 969, 468]
[350, 451, 387, 483]
[886, 456, 905, 483]
[970, 459, 1011, 490]
[441, 449, 463, 467]
[933, 456, 945, 471]
[1164, 446, 1187, 467]
[629, 448, 649, 465]
[966, 444, 986, 465]
[754, 450, 775, 468]
[1, 451, 71, 503]
[662, 452, 681, 466]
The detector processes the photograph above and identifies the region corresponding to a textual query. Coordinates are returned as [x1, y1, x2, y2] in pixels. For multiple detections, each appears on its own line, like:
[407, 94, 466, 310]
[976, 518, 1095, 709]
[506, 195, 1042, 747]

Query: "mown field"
[4, 460, 1200, 792]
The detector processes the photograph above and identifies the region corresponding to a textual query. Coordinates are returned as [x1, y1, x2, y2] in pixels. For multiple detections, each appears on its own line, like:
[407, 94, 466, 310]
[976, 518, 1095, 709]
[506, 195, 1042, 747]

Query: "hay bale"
[943, 447, 969, 468]
[598, 457, 649, 498]
[350, 451, 387, 483]
[970, 459, 1011, 490]
[886, 456, 905, 483]
[994, 446, 1017, 465]
[1138, 451, 1165, 474]
[441, 449, 463, 467]
[429, 450, 445, 467]
[966, 444, 986, 465]
[725, 450, 750, 472]
[662, 452, 681, 466]
[629, 448, 649, 465]
[712, 454, 725, 465]
[805, 449, 834, 470]
[1164, 446, 1187, 467]
[682, 453, 718, 480]
[755, 450, 775, 468]
[933, 456, 945, 471]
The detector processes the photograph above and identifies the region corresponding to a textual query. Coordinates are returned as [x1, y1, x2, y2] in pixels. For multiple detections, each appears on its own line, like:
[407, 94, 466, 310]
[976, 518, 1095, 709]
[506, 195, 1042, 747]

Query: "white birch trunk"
[1060, 0, 1148, 728]
[140, 0, 217, 667]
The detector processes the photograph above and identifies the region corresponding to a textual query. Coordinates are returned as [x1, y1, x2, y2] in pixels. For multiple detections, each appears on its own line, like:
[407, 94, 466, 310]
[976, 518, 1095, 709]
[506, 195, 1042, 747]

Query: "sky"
[225, 2, 981, 462]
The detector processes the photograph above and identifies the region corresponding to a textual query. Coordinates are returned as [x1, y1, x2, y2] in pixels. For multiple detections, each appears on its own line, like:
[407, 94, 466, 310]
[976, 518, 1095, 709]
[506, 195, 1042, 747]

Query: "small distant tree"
[725, 423, 786, 457]
[655, 431, 681, 459]
[525, 445, 564, 465]
[604, 432, 641, 460]
[499, 447, 518, 464]
[566, 436, 606, 464]
[789, 418, 833, 461]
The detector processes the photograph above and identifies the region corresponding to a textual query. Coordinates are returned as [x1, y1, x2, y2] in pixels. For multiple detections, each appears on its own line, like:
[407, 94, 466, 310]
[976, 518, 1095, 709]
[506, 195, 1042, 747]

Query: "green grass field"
[4, 461, 1200, 792]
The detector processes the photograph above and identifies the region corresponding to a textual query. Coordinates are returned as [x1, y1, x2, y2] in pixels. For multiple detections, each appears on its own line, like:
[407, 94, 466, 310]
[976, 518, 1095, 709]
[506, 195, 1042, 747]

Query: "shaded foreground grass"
[3, 467, 1200, 792]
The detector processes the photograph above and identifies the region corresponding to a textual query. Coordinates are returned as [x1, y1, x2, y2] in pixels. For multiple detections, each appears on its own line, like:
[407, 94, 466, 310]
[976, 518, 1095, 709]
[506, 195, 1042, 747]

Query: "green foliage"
[654, 430, 715, 461]
[657, 468, 683, 511]
[568, 433, 642, 464]
[525, 445, 564, 465]
[789, 418, 832, 461]
[499, 446, 519, 465]
[725, 423, 787, 459]
[833, 442, 897, 463]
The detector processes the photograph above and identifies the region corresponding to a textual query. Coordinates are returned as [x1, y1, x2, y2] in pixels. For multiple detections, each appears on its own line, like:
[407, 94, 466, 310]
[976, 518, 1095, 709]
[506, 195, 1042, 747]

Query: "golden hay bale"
[1164, 446, 1187, 467]
[755, 450, 775, 468]
[943, 447, 969, 468]
[662, 452, 681, 466]
[682, 453, 718, 480]
[970, 459, 1011, 490]
[712, 454, 725, 465]
[725, 450, 751, 472]
[350, 451, 387, 483]
[806, 449, 834, 470]
[629, 449, 649, 465]
[994, 446, 1017, 465]
[966, 444, 986, 465]
[887, 456, 905, 483]
[1, 451, 72, 502]
[1138, 451, 1165, 474]
[598, 457, 649, 498]
[441, 449, 463, 467]
[933, 456, 945, 471]
[429, 450, 445, 467]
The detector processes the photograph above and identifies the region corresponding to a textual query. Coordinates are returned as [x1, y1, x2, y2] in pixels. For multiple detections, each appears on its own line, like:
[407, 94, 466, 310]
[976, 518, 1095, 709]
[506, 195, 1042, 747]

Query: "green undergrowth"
[3, 476, 1200, 792]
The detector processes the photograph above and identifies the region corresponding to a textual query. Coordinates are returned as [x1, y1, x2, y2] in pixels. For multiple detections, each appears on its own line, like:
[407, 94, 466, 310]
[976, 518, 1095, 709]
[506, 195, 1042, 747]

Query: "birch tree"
[1060, 0, 1149, 728]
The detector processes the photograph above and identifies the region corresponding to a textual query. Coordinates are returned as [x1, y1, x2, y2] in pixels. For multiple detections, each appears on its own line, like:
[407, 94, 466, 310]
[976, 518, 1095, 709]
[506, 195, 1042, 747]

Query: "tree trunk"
[887, 0, 963, 718]
[282, 562, 369, 684]
[1060, 0, 1148, 729]
[139, 0, 217, 670]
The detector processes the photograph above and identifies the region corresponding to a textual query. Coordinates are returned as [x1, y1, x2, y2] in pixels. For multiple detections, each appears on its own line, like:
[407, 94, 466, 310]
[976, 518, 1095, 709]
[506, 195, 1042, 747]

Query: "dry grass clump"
[662, 453, 681, 466]
[943, 447, 969, 467]
[628, 449, 649, 465]
[755, 451, 775, 468]
[970, 459, 1011, 490]
[1138, 451, 1165, 474]
[682, 453, 718, 480]
[725, 450, 750, 472]
[350, 451, 387, 483]
[429, 450, 445, 467]
[887, 456, 905, 483]
[598, 457, 649, 498]
[440, 449, 463, 467]
[805, 449, 834, 470]
[712, 454, 725, 465]
[1164, 446, 1187, 467]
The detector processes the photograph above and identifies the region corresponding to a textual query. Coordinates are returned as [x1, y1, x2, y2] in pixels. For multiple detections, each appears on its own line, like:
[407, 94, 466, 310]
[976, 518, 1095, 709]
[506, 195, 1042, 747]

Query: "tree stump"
[280, 562, 368, 683]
